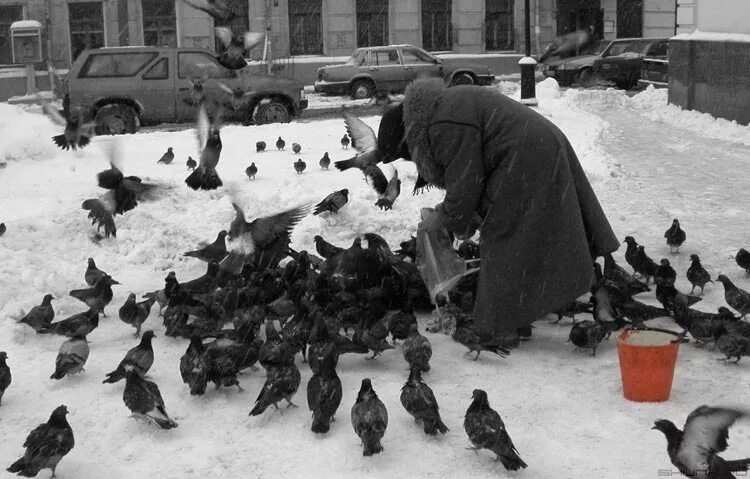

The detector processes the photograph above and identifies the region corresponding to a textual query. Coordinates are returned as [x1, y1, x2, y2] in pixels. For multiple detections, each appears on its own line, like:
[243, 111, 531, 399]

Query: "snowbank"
[0, 102, 61, 163]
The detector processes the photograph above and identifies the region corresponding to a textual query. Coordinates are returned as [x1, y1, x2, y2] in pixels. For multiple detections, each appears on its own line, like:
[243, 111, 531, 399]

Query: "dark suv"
[65, 46, 308, 133]
[593, 38, 669, 89]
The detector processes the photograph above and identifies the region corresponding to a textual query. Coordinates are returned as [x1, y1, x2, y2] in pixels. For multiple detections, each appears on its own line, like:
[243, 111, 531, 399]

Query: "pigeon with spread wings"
[215, 27, 265, 70]
[41, 92, 96, 151]
[217, 81, 254, 110]
[82, 141, 167, 238]
[219, 202, 312, 274]
[186, 104, 224, 190]
[334, 112, 381, 172]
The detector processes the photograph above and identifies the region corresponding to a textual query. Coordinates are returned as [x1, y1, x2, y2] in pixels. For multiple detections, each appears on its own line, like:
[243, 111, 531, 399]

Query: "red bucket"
[616, 329, 681, 402]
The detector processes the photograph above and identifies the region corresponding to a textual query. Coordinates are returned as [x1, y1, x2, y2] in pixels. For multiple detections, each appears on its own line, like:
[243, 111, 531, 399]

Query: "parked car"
[542, 38, 636, 87]
[638, 44, 669, 89]
[593, 38, 669, 89]
[314, 44, 495, 99]
[64, 46, 308, 134]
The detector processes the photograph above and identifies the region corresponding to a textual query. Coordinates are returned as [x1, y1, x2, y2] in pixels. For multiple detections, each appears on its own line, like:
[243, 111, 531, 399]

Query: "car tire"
[615, 79, 632, 90]
[94, 103, 139, 135]
[450, 73, 474, 86]
[350, 79, 374, 99]
[254, 100, 291, 125]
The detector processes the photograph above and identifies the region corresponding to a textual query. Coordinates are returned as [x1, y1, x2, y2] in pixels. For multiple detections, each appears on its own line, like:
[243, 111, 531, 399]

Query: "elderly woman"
[377, 78, 619, 346]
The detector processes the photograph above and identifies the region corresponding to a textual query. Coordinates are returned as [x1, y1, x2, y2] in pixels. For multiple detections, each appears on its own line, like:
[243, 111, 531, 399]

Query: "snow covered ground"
[1, 81, 750, 479]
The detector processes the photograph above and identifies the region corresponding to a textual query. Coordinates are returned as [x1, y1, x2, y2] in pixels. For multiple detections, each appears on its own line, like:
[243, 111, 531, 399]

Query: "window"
[79, 52, 157, 77]
[485, 0, 513, 51]
[0, 5, 23, 65]
[356, 0, 388, 48]
[289, 0, 322, 55]
[422, 0, 452, 51]
[373, 50, 399, 66]
[647, 40, 668, 59]
[142, 0, 176, 47]
[178, 52, 229, 79]
[344, 49, 366, 65]
[605, 41, 632, 57]
[401, 49, 435, 64]
[69, 2, 105, 63]
[143, 58, 169, 79]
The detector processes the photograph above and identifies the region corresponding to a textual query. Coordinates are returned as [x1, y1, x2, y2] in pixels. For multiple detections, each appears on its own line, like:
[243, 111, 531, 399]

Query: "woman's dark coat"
[403, 79, 619, 336]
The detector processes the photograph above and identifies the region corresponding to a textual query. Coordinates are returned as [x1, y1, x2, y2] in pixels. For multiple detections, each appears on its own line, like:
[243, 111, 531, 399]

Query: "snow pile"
[0, 102, 61, 162]
[535, 77, 561, 100]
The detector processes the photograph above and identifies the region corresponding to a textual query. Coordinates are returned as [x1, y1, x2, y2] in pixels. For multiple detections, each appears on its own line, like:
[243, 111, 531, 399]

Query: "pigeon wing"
[677, 406, 747, 473]
[195, 103, 210, 152]
[242, 32, 265, 50]
[363, 165, 388, 196]
[214, 26, 233, 48]
[82, 195, 117, 238]
[248, 204, 312, 248]
[343, 112, 378, 153]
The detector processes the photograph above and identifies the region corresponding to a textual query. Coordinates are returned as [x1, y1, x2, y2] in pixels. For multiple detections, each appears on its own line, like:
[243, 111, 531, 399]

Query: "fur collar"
[403, 79, 447, 189]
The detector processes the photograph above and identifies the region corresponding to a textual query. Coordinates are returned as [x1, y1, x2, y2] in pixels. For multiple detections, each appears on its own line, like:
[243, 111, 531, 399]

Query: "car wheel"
[254, 100, 291, 125]
[94, 104, 138, 135]
[350, 80, 374, 100]
[615, 79, 631, 90]
[575, 68, 593, 87]
[450, 73, 474, 86]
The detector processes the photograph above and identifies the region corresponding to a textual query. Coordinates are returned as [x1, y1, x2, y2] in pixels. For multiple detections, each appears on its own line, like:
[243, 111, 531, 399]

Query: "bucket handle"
[625, 325, 687, 344]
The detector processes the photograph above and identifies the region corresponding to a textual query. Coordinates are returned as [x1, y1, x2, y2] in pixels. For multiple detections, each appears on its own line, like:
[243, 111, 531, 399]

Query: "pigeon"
[217, 81, 254, 109]
[276, 136, 286, 150]
[602, 254, 650, 296]
[118, 293, 156, 337]
[403, 322, 432, 373]
[635, 245, 659, 282]
[335, 112, 381, 171]
[665, 218, 686, 254]
[50, 327, 90, 380]
[182, 76, 207, 107]
[735, 248, 750, 276]
[655, 258, 677, 287]
[214, 27, 264, 70]
[256, 141, 266, 153]
[180, 0, 236, 24]
[623, 236, 640, 272]
[388, 302, 417, 343]
[713, 322, 750, 364]
[307, 317, 369, 374]
[221, 203, 311, 273]
[306, 349, 342, 433]
[292, 142, 301, 154]
[186, 104, 223, 190]
[0, 352, 10, 405]
[180, 336, 209, 395]
[294, 158, 306, 174]
[375, 168, 401, 210]
[400, 368, 448, 435]
[246, 162, 258, 180]
[249, 359, 301, 416]
[123, 368, 178, 429]
[186, 156, 197, 170]
[157, 147, 174, 164]
[70, 274, 119, 315]
[38, 308, 99, 337]
[452, 314, 510, 360]
[716, 275, 750, 319]
[568, 319, 608, 356]
[464, 389, 527, 471]
[313, 235, 344, 259]
[551, 299, 593, 324]
[351, 378, 388, 456]
[314, 189, 348, 215]
[41, 92, 95, 151]
[103, 331, 156, 384]
[85, 258, 111, 286]
[319, 152, 331, 170]
[0, 223, 5, 236]
[18, 294, 55, 331]
[341, 134, 350, 149]
[184, 230, 228, 263]
[652, 406, 749, 479]
[687, 254, 713, 295]
[6, 405, 75, 478]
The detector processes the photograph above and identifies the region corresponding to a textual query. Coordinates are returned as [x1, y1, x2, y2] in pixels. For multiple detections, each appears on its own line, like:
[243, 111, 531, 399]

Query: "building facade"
[0, 0, 681, 70]
[668, 0, 750, 125]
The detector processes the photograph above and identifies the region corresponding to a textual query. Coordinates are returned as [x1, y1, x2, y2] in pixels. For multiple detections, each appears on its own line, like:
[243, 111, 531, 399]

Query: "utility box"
[10, 20, 43, 64]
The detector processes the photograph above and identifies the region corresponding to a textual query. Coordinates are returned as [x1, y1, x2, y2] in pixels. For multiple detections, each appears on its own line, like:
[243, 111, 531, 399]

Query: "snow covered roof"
[672, 29, 750, 42]
[10, 20, 42, 30]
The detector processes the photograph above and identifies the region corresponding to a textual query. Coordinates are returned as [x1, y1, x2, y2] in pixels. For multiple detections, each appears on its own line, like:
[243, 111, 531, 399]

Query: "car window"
[624, 40, 651, 54]
[605, 42, 633, 57]
[143, 58, 169, 79]
[401, 49, 435, 64]
[373, 50, 400, 66]
[178, 52, 229, 79]
[79, 52, 158, 78]
[647, 40, 668, 58]
[345, 49, 365, 65]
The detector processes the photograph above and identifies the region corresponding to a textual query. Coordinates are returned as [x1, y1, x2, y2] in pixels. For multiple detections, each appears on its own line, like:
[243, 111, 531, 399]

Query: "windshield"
[593, 40, 608, 55]
[605, 41, 633, 57]
[345, 50, 365, 66]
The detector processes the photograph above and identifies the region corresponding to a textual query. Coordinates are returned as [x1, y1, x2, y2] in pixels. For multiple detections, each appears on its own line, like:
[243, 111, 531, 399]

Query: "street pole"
[265, 0, 273, 75]
[519, 0, 538, 106]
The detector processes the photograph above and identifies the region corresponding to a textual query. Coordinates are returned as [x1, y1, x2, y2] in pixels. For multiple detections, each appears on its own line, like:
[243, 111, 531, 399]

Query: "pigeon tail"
[424, 417, 449, 435]
[7, 456, 44, 477]
[334, 158, 357, 171]
[496, 450, 528, 471]
[52, 133, 75, 151]
[185, 166, 223, 190]
[102, 366, 126, 384]
[249, 399, 271, 416]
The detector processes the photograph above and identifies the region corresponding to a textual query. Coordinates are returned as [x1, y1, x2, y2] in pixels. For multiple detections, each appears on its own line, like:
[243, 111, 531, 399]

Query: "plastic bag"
[416, 208, 480, 305]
